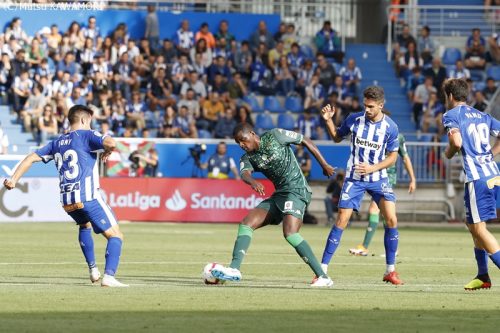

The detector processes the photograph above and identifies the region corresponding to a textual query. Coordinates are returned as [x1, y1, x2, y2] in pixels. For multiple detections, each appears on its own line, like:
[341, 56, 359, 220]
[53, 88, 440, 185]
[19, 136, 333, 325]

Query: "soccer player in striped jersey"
[442, 78, 500, 290]
[319, 86, 404, 285]
[3, 105, 127, 287]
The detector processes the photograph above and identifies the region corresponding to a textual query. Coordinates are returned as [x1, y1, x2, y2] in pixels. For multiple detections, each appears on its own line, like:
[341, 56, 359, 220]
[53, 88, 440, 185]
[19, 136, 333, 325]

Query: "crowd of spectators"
[393, 24, 499, 137]
[1, 12, 355, 144]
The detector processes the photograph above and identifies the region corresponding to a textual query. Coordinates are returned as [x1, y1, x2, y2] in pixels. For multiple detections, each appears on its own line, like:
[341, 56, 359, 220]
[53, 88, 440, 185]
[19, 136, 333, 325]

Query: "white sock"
[321, 263, 328, 274]
[386, 264, 395, 274]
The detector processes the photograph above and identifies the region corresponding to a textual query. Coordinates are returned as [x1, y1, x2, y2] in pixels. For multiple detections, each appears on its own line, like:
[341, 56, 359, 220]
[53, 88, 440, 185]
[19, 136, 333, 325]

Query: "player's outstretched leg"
[464, 246, 491, 290]
[380, 199, 403, 285]
[321, 208, 352, 274]
[78, 223, 100, 283]
[350, 201, 379, 256]
[101, 225, 128, 287]
[211, 208, 269, 282]
[282, 215, 332, 287]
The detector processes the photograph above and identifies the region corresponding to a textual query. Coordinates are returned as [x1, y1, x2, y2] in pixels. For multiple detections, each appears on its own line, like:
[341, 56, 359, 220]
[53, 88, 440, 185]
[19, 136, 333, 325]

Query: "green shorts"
[256, 189, 311, 224]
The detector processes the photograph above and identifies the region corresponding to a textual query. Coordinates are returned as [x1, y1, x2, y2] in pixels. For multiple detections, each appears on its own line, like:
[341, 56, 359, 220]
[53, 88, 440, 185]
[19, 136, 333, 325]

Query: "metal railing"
[386, 5, 500, 61]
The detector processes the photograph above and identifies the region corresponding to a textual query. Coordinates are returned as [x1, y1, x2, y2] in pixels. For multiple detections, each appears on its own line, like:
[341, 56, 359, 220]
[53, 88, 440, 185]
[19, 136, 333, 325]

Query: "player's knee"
[385, 216, 398, 227]
[79, 222, 91, 229]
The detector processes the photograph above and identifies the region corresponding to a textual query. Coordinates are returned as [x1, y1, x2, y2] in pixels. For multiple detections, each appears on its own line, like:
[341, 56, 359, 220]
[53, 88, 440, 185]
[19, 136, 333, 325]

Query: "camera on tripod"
[189, 144, 207, 166]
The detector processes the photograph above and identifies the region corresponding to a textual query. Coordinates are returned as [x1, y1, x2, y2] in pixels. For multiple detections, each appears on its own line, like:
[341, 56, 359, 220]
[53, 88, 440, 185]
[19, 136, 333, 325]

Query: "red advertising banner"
[100, 178, 275, 223]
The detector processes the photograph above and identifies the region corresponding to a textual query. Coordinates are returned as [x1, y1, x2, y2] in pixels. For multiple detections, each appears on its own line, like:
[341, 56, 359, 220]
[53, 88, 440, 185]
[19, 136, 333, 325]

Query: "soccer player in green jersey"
[210, 123, 336, 287]
[349, 132, 417, 256]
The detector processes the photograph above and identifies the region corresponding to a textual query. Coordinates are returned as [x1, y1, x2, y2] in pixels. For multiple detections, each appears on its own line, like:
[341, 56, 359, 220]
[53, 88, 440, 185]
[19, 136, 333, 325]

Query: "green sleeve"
[398, 134, 408, 158]
[271, 128, 303, 145]
[239, 154, 254, 176]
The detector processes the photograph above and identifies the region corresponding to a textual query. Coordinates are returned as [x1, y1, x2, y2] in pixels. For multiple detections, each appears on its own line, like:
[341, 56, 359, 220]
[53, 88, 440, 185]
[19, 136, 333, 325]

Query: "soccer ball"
[202, 263, 225, 285]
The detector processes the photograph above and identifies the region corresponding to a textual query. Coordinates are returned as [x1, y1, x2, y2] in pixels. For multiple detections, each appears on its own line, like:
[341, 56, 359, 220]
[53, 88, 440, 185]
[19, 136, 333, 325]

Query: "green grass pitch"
[0, 222, 499, 333]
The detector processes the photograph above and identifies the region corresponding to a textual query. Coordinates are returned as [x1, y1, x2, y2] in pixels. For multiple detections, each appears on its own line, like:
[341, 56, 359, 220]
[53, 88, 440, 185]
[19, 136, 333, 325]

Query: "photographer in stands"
[200, 142, 240, 180]
[128, 148, 159, 177]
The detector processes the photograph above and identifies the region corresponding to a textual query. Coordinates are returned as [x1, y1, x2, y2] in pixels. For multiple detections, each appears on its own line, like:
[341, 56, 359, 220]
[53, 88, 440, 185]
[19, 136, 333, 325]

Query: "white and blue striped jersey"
[442, 105, 500, 182]
[338, 112, 399, 182]
[35, 130, 107, 205]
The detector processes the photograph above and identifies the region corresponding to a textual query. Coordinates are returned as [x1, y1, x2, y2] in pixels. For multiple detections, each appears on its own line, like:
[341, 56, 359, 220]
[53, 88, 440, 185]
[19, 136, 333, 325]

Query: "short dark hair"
[233, 122, 254, 138]
[68, 105, 93, 125]
[442, 78, 468, 102]
[363, 86, 385, 102]
[423, 25, 430, 33]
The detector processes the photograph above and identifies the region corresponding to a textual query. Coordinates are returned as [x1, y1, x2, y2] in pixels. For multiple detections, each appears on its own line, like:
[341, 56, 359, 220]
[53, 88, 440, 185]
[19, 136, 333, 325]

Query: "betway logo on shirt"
[355, 137, 382, 150]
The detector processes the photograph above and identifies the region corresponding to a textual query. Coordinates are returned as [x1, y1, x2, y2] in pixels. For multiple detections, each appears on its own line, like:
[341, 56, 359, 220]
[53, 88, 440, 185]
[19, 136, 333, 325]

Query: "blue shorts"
[464, 176, 499, 224]
[66, 197, 118, 234]
[339, 178, 396, 212]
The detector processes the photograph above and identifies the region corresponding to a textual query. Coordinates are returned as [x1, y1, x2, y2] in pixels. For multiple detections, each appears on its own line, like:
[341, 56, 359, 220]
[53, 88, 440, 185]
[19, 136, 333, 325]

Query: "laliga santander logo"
[165, 190, 187, 211]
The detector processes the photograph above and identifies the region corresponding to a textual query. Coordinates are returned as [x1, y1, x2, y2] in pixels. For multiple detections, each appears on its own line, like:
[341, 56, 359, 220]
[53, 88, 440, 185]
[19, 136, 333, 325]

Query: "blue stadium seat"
[474, 81, 486, 92]
[263, 96, 285, 113]
[277, 113, 296, 130]
[487, 66, 500, 81]
[243, 94, 263, 112]
[284, 96, 303, 113]
[255, 113, 275, 133]
[441, 48, 462, 65]
[300, 45, 315, 60]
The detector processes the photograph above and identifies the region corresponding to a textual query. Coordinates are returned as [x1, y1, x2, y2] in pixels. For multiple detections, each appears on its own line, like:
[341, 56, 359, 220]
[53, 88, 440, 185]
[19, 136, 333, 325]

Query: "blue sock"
[104, 237, 123, 276]
[321, 226, 344, 265]
[489, 250, 500, 270]
[384, 227, 399, 265]
[78, 227, 96, 269]
[474, 248, 489, 276]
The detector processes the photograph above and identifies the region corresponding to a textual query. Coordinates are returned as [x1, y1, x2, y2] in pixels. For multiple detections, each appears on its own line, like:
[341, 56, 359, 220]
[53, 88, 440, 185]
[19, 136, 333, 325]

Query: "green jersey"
[239, 128, 311, 193]
[387, 133, 408, 185]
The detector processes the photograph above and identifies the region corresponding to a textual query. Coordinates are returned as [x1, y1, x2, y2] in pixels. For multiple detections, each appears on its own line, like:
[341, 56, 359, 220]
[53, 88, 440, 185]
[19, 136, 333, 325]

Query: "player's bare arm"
[354, 151, 398, 176]
[241, 169, 265, 195]
[100, 136, 116, 163]
[321, 104, 343, 143]
[301, 136, 335, 177]
[3, 153, 42, 190]
[445, 128, 462, 159]
[402, 155, 417, 193]
[491, 137, 500, 157]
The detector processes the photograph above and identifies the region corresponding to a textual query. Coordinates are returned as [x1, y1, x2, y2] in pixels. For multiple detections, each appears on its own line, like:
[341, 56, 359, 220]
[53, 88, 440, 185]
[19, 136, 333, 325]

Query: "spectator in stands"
[66, 86, 86, 109]
[406, 67, 424, 101]
[421, 91, 444, 134]
[177, 88, 201, 121]
[177, 105, 198, 138]
[200, 91, 224, 132]
[235, 104, 253, 126]
[465, 78, 475, 103]
[82, 15, 101, 44]
[0, 122, 9, 154]
[345, 96, 363, 114]
[339, 58, 362, 96]
[424, 58, 447, 95]
[283, 24, 298, 53]
[201, 142, 240, 180]
[21, 83, 45, 134]
[274, 55, 295, 96]
[0, 53, 12, 97]
[144, 5, 160, 52]
[249, 56, 273, 95]
[315, 53, 336, 90]
[211, 73, 230, 105]
[295, 107, 320, 140]
[394, 23, 416, 57]
[189, 38, 212, 68]
[465, 28, 487, 70]
[287, 42, 304, 78]
[47, 24, 62, 53]
[79, 38, 96, 76]
[488, 32, 500, 63]
[192, 51, 208, 78]
[159, 39, 177, 65]
[483, 77, 497, 101]
[296, 59, 315, 98]
[12, 49, 29, 78]
[426, 134, 446, 180]
[215, 20, 235, 50]
[417, 25, 436, 66]
[413, 76, 436, 128]
[195, 22, 216, 49]
[181, 70, 207, 101]
[234, 41, 252, 78]
[175, 20, 195, 57]
[227, 72, 247, 101]
[304, 74, 325, 111]
[268, 40, 287, 73]
[327, 91, 345, 126]
[37, 104, 58, 145]
[328, 76, 350, 111]
[160, 105, 180, 138]
[315, 21, 343, 63]
[295, 144, 312, 180]
[274, 22, 287, 43]
[472, 91, 489, 112]
[448, 60, 470, 79]
[26, 38, 45, 69]
[126, 91, 147, 132]
[67, 21, 84, 51]
[57, 51, 81, 77]
[249, 20, 274, 54]
[12, 70, 33, 116]
[208, 56, 231, 85]
[214, 108, 237, 139]
[171, 54, 193, 92]
[398, 41, 422, 81]
[146, 67, 174, 111]
[5, 17, 29, 47]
